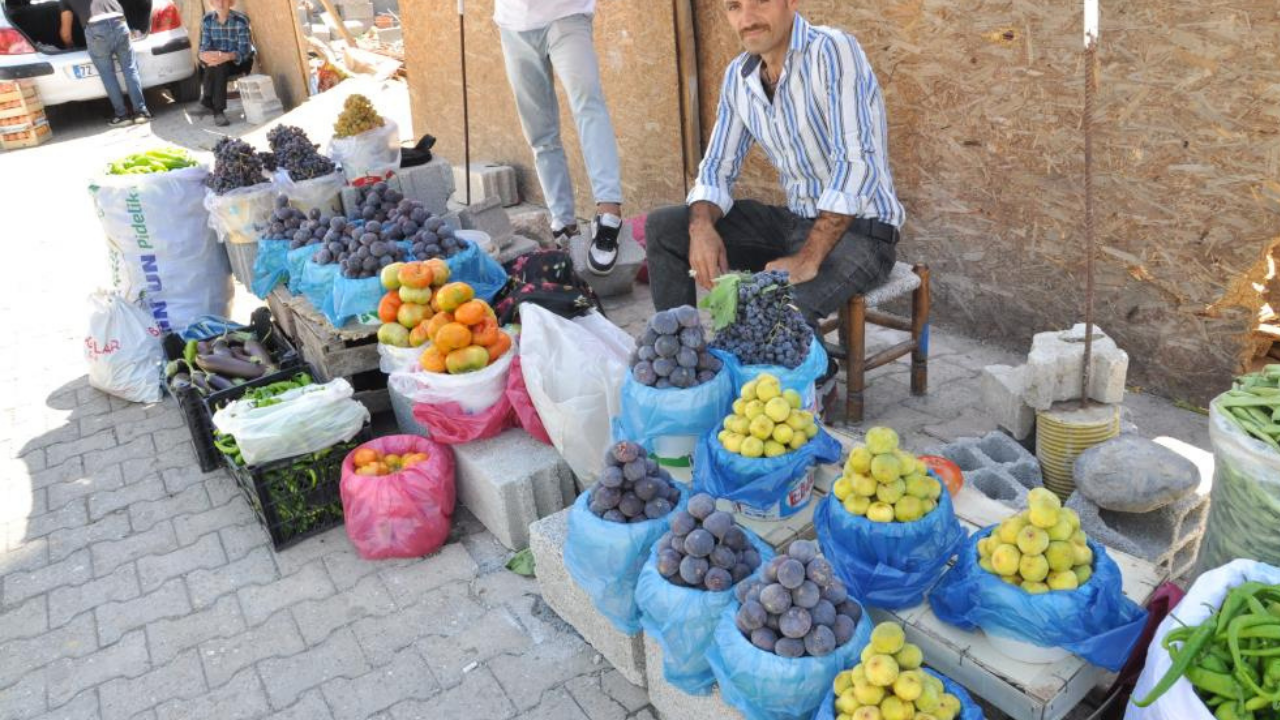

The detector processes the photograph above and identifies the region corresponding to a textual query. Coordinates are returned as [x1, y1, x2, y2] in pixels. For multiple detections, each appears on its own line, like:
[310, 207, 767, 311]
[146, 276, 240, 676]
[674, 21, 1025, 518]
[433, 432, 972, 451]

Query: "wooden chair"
[819, 262, 931, 424]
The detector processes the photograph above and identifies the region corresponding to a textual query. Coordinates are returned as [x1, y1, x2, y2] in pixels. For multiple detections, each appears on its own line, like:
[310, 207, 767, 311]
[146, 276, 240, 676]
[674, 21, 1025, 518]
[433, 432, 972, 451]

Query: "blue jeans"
[85, 18, 146, 118]
[499, 14, 622, 230]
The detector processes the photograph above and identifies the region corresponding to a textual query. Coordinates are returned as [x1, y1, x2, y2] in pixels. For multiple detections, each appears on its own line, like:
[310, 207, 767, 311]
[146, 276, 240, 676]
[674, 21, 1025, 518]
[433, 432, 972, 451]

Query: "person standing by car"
[59, 0, 151, 125]
[196, 0, 254, 127]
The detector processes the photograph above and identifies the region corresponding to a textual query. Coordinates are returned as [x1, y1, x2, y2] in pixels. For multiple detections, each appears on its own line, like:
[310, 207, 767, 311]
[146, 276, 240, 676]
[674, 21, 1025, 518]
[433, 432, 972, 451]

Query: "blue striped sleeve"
[686, 60, 754, 217]
[199, 14, 212, 53]
[815, 35, 878, 217]
[233, 16, 252, 64]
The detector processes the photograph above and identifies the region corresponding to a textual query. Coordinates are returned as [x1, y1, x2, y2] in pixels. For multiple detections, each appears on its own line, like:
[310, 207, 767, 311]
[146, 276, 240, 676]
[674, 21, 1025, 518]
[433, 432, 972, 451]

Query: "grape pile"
[352, 182, 468, 261]
[631, 306, 723, 389]
[709, 271, 814, 369]
[588, 441, 681, 523]
[656, 493, 762, 591]
[266, 125, 337, 181]
[732, 540, 862, 658]
[333, 94, 384, 138]
[205, 137, 270, 194]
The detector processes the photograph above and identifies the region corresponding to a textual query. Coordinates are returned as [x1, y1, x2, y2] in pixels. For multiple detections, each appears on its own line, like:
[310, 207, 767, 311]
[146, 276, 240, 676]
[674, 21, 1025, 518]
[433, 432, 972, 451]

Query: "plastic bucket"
[454, 229, 498, 260]
[1036, 403, 1121, 499]
[388, 380, 429, 437]
[652, 435, 697, 469]
[726, 466, 816, 521]
[985, 629, 1073, 665]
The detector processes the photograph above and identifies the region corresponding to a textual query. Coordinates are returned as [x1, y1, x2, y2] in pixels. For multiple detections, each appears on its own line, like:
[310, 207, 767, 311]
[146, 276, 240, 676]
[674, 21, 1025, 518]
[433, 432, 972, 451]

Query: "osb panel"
[237, 0, 308, 109]
[400, 0, 686, 217]
[693, 0, 1280, 403]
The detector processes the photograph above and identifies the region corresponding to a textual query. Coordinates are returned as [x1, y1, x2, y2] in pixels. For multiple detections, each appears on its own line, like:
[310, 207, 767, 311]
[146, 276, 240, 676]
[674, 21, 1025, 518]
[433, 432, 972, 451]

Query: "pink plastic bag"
[627, 215, 649, 284]
[340, 435, 456, 560]
[507, 355, 551, 445]
[413, 396, 515, 445]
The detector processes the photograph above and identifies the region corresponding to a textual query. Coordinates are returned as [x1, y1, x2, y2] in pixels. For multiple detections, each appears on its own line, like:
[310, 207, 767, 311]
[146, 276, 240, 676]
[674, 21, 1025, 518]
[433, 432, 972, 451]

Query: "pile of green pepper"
[1134, 582, 1280, 719]
[213, 372, 313, 465]
[107, 147, 197, 175]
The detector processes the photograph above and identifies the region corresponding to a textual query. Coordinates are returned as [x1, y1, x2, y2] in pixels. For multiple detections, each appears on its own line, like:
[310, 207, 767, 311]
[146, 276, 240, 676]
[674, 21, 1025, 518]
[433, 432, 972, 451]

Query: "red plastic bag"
[413, 396, 515, 445]
[627, 215, 649, 283]
[340, 435, 456, 560]
[507, 354, 551, 445]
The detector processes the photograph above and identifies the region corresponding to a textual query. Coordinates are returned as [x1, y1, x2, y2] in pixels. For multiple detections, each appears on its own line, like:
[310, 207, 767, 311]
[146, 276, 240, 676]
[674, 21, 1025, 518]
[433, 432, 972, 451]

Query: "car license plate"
[73, 63, 97, 79]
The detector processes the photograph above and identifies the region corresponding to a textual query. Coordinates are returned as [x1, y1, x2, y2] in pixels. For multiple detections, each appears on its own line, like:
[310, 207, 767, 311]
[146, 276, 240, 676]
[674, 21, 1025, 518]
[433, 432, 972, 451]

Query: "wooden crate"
[0, 84, 41, 120]
[1, 119, 50, 150]
[279, 293, 389, 414]
[267, 287, 297, 338]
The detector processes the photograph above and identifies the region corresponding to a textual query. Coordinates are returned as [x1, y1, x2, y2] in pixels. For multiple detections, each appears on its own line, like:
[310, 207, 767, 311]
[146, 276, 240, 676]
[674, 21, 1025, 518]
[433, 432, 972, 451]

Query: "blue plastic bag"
[717, 336, 828, 408]
[635, 530, 774, 695]
[285, 243, 320, 294]
[564, 485, 687, 634]
[445, 241, 508, 304]
[327, 274, 382, 326]
[814, 481, 968, 610]
[178, 316, 247, 341]
[810, 667, 984, 720]
[251, 238, 291, 299]
[708, 596, 872, 720]
[693, 428, 841, 512]
[928, 526, 1148, 671]
[614, 368, 734, 457]
[298, 254, 340, 319]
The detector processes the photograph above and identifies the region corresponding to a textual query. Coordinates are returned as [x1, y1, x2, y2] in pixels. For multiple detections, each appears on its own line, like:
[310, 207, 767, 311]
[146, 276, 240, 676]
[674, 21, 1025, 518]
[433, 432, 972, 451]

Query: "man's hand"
[765, 253, 821, 285]
[688, 202, 728, 290]
[200, 50, 228, 66]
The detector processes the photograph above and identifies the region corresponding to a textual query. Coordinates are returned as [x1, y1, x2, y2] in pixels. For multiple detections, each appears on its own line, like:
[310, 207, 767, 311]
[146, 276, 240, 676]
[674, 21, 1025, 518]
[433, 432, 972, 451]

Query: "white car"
[0, 0, 198, 107]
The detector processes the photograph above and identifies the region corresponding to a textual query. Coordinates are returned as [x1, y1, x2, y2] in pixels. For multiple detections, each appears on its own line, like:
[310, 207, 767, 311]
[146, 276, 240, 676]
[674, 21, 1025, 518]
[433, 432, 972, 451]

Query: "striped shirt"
[200, 10, 254, 65]
[688, 13, 905, 227]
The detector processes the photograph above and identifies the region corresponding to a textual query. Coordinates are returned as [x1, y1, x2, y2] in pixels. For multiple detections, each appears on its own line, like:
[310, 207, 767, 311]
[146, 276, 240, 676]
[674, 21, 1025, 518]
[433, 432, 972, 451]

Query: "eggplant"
[195, 353, 267, 379]
[169, 372, 191, 391]
[196, 341, 211, 355]
[206, 373, 235, 391]
[242, 339, 274, 367]
[190, 372, 212, 395]
[210, 338, 232, 356]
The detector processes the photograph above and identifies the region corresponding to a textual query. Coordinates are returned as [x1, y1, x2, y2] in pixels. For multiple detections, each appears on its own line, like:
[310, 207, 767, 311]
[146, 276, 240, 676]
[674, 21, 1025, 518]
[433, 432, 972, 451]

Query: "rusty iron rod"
[1080, 36, 1098, 409]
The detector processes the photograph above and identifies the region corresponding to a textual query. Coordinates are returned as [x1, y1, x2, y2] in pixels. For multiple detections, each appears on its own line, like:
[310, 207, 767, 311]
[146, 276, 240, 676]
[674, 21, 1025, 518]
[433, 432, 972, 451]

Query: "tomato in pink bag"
[340, 435, 456, 559]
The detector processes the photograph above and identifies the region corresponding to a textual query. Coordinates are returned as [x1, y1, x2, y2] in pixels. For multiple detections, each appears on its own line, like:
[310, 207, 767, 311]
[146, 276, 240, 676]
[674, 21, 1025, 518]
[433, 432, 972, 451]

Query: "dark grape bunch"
[352, 182, 468, 261]
[656, 493, 762, 592]
[710, 271, 814, 369]
[631, 306, 723, 389]
[266, 125, 337, 181]
[733, 540, 862, 658]
[266, 194, 329, 246]
[205, 137, 270, 194]
[589, 441, 681, 523]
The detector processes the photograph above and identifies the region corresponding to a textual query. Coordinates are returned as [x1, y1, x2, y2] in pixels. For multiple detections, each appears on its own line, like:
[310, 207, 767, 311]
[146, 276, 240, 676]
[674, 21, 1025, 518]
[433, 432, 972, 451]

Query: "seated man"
[646, 0, 904, 324]
[197, 0, 255, 127]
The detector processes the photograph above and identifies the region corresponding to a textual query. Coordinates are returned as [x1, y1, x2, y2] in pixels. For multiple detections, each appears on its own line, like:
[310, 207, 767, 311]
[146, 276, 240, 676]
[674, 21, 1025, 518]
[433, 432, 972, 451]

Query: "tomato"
[919, 455, 964, 497]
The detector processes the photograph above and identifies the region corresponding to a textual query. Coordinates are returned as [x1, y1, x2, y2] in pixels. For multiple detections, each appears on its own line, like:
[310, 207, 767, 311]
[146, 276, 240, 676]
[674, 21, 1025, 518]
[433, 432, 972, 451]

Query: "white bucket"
[984, 629, 1073, 665]
[455, 229, 498, 260]
[652, 435, 698, 469]
[728, 466, 816, 522]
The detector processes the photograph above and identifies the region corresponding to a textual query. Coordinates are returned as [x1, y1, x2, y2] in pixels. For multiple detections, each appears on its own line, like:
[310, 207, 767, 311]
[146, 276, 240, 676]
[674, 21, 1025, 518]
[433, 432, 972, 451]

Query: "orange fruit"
[408, 322, 432, 348]
[377, 292, 402, 324]
[486, 331, 512, 363]
[471, 316, 500, 346]
[434, 322, 472, 353]
[352, 447, 380, 467]
[436, 282, 475, 313]
[454, 299, 489, 326]
[397, 262, 433, 289]
[419, 345, 447, 373]
[446, 346, 491, 374]
[355, 464, 380, 476]
[423, 258, 450, 287]
[425, 311, 454, 342]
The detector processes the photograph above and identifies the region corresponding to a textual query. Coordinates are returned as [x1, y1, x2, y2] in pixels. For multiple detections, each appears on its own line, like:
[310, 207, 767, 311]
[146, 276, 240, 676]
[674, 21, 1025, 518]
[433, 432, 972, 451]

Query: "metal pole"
[1080, 0, 1099, 409]
[459, 0, 471, 205]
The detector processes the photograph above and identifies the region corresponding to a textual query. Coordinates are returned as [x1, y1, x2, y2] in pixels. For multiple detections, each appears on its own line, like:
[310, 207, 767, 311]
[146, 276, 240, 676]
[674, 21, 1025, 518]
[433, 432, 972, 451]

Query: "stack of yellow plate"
[1036, 404, 1120, 500]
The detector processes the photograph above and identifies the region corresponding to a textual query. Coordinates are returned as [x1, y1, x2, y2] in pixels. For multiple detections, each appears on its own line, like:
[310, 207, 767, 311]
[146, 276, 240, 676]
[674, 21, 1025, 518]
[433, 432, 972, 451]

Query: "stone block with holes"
[925, 431, 1042, 510]
[457, 194, 514, 249]
[453, 429, 576, 550]
[1066, 489, 1209, 579]
[528, 508, 647, 687]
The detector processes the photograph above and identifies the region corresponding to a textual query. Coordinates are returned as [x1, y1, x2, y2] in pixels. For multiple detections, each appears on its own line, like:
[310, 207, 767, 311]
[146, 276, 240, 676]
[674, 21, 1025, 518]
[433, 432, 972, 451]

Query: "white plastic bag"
[388, 346, 515, 414]
[378, 343, 427, 375]
[1126, 559, 1280, 720]
[212, 378, 370, 466]
[84, 291, 164, 404]
[518, 304, 633, 482]
[274, 168, 344, 216]
[1198, 398, 1280, 572]
[329, 119, 400, 183]
[203, 181, 277, 245]
[90, 165, 232, 335]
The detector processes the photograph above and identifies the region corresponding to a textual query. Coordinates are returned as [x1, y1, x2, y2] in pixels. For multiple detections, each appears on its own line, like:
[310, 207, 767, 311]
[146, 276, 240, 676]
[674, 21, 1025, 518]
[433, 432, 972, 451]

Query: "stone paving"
[0, 84, 1211, 720]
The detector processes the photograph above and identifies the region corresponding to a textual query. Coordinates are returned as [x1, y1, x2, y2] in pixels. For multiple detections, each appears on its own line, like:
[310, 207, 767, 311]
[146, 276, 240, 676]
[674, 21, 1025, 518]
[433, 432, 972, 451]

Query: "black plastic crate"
[163, 308, 303, 472]
[225, 426, 371, 550]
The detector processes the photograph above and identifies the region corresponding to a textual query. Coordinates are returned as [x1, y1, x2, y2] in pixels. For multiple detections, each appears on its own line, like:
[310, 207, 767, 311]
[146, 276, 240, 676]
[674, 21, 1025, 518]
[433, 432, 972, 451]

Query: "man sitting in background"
[60, 0, 151, 125]
[197, 0, 255, 127]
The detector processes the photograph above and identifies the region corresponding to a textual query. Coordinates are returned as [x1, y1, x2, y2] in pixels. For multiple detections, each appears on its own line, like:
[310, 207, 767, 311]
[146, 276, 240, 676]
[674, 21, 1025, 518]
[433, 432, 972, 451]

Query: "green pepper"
[1135, 617, 1220, 706]
[1215, 701, 1254, 720]
[183, 339, 199, 367]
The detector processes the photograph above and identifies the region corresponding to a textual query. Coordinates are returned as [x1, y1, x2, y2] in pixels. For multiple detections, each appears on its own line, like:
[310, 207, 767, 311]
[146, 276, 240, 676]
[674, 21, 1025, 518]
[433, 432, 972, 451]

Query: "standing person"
[59, 0, 151, 125]
[197, 0, 255, 127]
[495, 0, 625, 275]
[645, 0, 904, 324]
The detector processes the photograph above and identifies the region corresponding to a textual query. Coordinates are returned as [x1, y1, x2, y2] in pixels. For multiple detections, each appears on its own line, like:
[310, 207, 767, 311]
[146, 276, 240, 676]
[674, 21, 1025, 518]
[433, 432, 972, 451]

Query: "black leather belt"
[850, 217, 900, 245]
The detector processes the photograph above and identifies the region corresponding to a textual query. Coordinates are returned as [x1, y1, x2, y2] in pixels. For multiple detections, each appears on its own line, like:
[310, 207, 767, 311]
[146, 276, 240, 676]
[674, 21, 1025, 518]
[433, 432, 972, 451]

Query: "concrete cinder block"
[643, 635, 742, 720]
[1024, 324, 1128, 411]
[373, 25, 402, 43]
[396, 157, 455, 218]
[453, 429, 575, 550]
[981, 364, 1036, 440]
[528, 509, 647, 687]
[497, 235, 541, 265]
[458, 194, 515, 249]
[1066, 485, 1209, 578]
[453, 162, 520, 207]
[926, 431, 1042, 510]
[569, 223, 643, 298]
[242, 99, 283, 126]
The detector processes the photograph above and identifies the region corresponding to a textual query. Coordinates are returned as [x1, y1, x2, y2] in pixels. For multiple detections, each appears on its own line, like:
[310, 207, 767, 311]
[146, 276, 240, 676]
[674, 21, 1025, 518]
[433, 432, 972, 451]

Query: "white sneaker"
[588, 214, 622, 276]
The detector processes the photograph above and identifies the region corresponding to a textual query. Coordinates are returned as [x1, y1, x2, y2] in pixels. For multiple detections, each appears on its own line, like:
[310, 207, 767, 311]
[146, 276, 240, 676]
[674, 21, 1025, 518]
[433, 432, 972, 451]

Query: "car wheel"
[170, 68, 201, 103]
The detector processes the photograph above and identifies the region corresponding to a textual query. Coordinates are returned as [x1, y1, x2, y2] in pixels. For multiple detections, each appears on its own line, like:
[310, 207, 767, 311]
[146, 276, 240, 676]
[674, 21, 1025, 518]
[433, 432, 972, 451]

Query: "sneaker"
[551, 223, 578, 248]
[213, 111, 230, 127]
[587, 214, 622, 275]
[133, 109, 153, 124]
[108, 115, 129, 127]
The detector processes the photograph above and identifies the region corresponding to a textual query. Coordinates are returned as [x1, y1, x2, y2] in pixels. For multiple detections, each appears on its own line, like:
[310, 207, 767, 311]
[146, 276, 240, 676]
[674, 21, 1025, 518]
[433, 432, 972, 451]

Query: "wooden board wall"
[235, 0, 309, 109]
[399, 0, 688, 219]
[692, 0, 1280, 403]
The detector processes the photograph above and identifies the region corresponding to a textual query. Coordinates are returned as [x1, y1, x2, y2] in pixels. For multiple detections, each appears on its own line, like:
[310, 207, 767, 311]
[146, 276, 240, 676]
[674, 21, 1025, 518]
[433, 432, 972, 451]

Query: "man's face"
[209, 0, 234, 13]
[723, 0, 797, 55]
